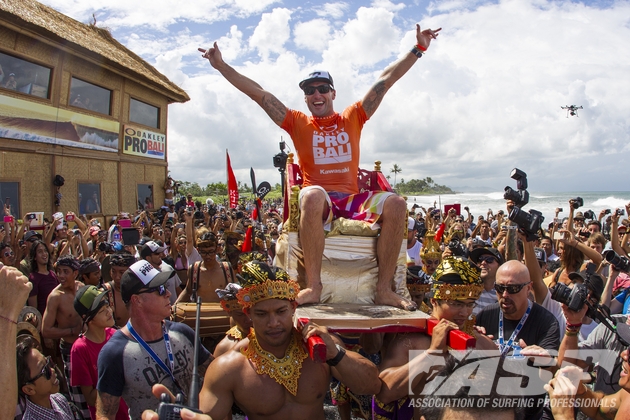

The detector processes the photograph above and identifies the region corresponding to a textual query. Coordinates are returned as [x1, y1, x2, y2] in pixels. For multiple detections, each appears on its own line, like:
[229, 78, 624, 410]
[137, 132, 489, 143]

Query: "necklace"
[226, 325, 247, 340]
[242, 329, 308, 396]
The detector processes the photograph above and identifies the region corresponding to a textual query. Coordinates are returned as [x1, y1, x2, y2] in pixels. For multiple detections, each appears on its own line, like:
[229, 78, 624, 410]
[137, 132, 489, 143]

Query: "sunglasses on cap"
[303, 85, 333, 95]
[26, 356, 55, 384]
[494, 281, 531, 295]
[136, 284, 167, 297]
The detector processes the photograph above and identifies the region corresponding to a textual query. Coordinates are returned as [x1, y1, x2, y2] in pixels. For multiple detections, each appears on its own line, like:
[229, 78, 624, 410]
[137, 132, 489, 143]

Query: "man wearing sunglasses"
[96, 260, 212, 419]
[17, 335, 74, 419]
[469, 247, 504, 315]
[200, 24, 440, 311]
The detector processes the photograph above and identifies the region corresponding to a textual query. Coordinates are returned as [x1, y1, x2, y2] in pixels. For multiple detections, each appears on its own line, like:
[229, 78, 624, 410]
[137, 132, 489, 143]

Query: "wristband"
[410, 46, 424, 59]
[416, 43, 427, 52]
[326, 344, 346, 366]
[566, 322, 582, 329]
[565, 330, 578, 337]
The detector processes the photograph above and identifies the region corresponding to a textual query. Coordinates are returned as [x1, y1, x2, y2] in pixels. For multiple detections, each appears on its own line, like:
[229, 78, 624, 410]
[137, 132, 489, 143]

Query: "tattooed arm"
[200, 43, 288, 126]
[361, 24, 441, 118]
[96, 391, 120, 420]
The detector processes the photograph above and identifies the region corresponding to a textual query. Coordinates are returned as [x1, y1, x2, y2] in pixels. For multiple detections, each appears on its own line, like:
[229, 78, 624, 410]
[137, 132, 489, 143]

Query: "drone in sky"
[561, 105, 583, 118]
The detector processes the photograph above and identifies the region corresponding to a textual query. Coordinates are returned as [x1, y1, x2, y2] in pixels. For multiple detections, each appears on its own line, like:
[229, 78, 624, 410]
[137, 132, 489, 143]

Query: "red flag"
[252, 206, 258, 222]
[241, 226, 253, 252]
[226, 150, 239, 209]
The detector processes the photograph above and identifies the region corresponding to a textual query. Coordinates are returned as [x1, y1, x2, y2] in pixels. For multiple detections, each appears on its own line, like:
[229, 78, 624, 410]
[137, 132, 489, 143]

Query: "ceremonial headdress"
[431, 256, 483, 300]
[236, 261, 299, 309]
[216, 283, 244, 312]
[406, 265, 431, 295]
[420, 232, 442, 261]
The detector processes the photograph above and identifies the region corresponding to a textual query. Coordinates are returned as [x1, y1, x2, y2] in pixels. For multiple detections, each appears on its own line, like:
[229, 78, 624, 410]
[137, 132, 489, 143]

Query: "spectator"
[16, 335, 74, 419]
[469, 247, 504, 315]
[96, 260, 212, 419]
[71, 285, 129, 419]
[139, 240, 180, 305]
[26, 239, 57, 317]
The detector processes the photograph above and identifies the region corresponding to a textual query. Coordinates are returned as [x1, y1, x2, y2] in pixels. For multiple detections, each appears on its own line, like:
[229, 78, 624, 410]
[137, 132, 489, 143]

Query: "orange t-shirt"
[281, 102, 368, 195]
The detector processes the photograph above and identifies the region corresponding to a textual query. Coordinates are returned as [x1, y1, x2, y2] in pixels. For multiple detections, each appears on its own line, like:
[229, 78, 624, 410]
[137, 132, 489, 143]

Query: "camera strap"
[498, 300, 532, 356]
[126, 320, 185, 395]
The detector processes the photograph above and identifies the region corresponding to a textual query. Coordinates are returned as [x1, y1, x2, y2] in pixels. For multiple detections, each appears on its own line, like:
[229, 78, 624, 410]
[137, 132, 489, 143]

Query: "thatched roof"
[0, 0, 189, 103]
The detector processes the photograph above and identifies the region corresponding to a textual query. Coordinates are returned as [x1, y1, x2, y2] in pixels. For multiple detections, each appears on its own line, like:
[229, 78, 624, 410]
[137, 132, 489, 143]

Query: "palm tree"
[390, 164, 402, 188]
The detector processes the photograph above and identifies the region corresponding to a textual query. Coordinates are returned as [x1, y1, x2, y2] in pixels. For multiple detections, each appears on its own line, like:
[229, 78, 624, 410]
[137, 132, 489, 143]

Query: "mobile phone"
[65, 213, 75, 221]
[3, 215, 14, 223]
[119, 219, 132, 228]
[553, 232, 563, 240]
[90, 219, 99, 226]
[26, 213, 37, 220]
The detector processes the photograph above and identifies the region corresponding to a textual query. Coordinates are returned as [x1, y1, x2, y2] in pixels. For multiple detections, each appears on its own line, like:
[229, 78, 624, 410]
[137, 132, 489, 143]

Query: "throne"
[275, 153, 411, 304]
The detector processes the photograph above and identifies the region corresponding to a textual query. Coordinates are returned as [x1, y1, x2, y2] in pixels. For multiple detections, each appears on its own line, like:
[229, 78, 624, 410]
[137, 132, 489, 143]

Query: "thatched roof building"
[0, 0, 189, 103]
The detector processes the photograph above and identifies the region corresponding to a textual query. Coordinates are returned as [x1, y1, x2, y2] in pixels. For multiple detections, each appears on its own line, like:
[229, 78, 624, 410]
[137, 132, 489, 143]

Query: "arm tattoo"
[362, 81, 387, 117]
[597, 404, 618, 420]
[261, 95, 287, 126]
[96, 392, 120, 418]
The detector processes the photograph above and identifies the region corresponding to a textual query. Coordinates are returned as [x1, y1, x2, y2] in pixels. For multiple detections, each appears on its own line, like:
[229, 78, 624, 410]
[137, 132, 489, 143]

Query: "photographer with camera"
[544, 229, 603, 292]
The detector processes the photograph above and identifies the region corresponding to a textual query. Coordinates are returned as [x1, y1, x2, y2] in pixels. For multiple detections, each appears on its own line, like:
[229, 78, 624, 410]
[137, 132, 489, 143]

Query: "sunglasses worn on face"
[494, 282, 531, 295]
[26, 356, 55, 384]
[478, 256, 498, 264]
[303, 85, 333, 95]
[3, 251, 13, 257]
[199, 248, 217, 255]
[137, 284, 167, 297]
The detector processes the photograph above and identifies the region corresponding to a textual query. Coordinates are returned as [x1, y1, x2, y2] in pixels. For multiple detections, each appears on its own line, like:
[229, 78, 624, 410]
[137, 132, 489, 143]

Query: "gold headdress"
[407, 266, 431, 295]
[431, 257, 483, 300]
[236, 261, 299, 309]
[215, 283, 243, 313]
[421, 231, 442, 263]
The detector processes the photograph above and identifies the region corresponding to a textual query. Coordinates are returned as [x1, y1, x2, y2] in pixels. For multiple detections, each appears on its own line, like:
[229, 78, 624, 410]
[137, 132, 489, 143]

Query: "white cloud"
[294, 19, 333, 52]
[315, 2, 350, 19]
[249, 8, 293, 59]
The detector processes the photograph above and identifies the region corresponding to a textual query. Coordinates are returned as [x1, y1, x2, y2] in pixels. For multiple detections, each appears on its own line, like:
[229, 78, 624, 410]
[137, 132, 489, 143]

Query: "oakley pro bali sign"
[123, 126, 165, 160]
[407, 350, 620, 409]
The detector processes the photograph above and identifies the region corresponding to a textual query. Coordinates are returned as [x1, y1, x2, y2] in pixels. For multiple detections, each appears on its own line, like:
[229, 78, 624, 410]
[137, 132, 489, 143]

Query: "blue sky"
[39, 0, 630, 192]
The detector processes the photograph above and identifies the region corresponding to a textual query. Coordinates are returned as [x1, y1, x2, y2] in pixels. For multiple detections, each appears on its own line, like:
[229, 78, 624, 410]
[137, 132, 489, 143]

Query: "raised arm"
[200, 43, 288, 126]
[361, 24, 440, 118]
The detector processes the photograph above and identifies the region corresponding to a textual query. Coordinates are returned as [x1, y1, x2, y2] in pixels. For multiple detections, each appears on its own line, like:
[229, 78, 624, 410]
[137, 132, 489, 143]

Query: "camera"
[550, 282, 589, 313]
[508, 207, 544, 242]
[570, 197, 584, 210]
[220, 214, 228, 221]
[98, 242, 123, 253]
[208, 205, 217, 217]
[447, 240, 467, 257]
[236, 211, 244, 220]
[503, 168, 529, 208]
[273, 140, 288, 170]
[603, 250, 630, 273]
[604, 209, 612, 215]
[616, 209, 625, 216]
[26, 213, 37, 220]
[583, 210, 595, 219]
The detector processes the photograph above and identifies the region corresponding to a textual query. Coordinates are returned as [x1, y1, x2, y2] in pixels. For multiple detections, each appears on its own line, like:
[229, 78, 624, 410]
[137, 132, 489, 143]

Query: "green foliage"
[395, 177, 454, 195]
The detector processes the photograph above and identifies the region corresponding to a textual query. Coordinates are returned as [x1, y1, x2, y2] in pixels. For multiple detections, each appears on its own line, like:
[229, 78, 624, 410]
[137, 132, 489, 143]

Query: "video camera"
[447, 240, 468, 257]
[98, 242, 123, 253]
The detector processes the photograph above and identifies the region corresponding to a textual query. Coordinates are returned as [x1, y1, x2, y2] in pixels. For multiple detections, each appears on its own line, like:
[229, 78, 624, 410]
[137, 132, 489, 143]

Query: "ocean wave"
[591, 197, 629, 209]
[485, 192, 505, 200]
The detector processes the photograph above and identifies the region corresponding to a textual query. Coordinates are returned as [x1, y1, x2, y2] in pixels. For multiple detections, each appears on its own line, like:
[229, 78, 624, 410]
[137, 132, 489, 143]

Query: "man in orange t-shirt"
[200, 24, 441, 310]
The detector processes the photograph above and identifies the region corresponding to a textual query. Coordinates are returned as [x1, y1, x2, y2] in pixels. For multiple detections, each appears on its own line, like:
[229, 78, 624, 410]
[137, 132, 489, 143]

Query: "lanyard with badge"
[127, 320, 184, 395]
[498, 300, 532, 357]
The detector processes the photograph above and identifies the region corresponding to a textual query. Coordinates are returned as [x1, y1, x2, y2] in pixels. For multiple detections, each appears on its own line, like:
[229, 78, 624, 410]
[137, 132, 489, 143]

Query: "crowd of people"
[2, 22, 630, 420]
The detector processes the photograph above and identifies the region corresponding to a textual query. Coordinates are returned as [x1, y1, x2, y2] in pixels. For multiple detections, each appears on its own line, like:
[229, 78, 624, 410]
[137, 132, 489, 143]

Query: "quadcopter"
[561, 105, 583, 118]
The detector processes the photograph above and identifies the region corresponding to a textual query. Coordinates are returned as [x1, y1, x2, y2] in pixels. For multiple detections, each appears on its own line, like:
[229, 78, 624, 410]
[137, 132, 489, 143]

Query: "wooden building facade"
[0, 0, 189, 222]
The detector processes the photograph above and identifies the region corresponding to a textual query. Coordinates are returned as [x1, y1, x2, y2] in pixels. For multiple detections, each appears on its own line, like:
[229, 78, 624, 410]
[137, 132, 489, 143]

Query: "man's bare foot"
[375, 287, 417, 311]
[297, 283, 323, 305]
